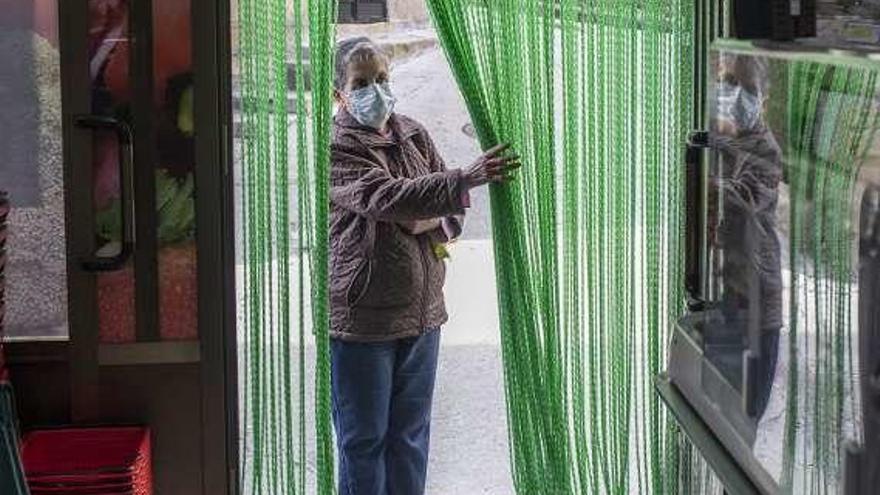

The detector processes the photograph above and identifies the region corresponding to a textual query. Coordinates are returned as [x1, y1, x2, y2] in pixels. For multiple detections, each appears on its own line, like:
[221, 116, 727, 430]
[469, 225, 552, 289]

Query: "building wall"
[389, 0, 429, 23]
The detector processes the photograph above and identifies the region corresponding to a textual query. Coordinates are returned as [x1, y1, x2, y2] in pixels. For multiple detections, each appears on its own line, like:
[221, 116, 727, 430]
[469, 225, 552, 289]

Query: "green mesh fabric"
[426, 1, 693, 492]
[237, 0, 336, 492]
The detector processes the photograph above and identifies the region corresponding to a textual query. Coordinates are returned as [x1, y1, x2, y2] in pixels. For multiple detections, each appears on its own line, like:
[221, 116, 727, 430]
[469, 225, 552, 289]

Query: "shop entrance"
[1, 1, 237, 493]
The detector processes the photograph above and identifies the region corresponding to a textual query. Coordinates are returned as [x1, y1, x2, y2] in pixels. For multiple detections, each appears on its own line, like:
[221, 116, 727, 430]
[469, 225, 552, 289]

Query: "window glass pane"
[90, 0, 137, 342]
[0, 1, 68, 340]
[154, 0, 198, 340]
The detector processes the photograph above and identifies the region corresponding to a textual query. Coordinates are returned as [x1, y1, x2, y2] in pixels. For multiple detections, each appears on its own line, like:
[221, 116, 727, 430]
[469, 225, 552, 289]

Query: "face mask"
[717, 82, 761, 131]
[346, 82, 396, 130]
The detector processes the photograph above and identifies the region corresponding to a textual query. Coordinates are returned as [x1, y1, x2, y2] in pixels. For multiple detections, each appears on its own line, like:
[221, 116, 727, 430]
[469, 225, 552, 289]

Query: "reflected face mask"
[347, 82, 397, 130]
[718, 82, 762, 132]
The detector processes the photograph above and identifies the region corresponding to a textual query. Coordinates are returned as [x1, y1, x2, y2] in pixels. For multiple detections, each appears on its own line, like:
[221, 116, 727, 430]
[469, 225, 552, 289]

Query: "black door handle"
[685, 130, 709, 310]
[75, 115, 136, 271]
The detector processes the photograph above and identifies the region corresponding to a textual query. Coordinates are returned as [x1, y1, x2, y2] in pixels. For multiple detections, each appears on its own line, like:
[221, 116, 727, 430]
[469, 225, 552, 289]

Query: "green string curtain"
[237, 0, 336, 492]
[427, 0, 693, 492]
[782, 58, 880, 494]
[235, 0, 880, 492]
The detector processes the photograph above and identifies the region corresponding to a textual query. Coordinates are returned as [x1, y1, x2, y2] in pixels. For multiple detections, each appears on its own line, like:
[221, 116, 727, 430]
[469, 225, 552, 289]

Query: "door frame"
[57, 0, 100, 424]
[192, 0, 239, 491]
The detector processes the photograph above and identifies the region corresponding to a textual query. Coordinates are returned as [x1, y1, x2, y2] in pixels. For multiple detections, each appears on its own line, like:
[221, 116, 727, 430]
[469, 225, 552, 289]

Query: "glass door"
[1, 1, 236, 492]
[2, 2, 201, 343]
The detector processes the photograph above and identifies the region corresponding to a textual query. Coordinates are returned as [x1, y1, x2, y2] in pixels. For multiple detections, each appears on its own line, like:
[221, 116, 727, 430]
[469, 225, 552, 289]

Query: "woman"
[708, 54, 782, 421]
[329, 37, 519, 495]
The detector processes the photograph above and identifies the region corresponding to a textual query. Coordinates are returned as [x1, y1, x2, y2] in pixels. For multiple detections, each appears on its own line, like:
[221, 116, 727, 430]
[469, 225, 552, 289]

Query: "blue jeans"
[331, 329, 441, 495]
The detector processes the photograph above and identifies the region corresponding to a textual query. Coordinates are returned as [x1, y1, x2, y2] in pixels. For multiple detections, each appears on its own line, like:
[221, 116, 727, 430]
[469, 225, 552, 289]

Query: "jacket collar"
[334, 108, 421, 148]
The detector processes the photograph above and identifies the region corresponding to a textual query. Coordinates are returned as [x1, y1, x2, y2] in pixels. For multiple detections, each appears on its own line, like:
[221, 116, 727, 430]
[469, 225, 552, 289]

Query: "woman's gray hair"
[333, 37, 389, 91]
[721, 53, 769, 98]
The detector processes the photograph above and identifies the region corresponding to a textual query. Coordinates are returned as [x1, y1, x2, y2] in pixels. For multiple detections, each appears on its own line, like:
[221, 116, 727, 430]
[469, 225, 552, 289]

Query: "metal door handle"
[685, 130, 709, 310]
[75, 115, 135, 271]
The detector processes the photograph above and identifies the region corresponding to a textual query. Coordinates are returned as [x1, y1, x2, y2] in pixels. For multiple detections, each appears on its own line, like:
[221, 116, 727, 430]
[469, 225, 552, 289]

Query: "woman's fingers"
[483, 159, 504, 169]
[486, 159, 521, 174]
[486, 162, 521, 183]
[465, 145, 521, 189]
[483, 143, 511, 158]
[485, 155, 519, 167]
[485, 155, 520, 167]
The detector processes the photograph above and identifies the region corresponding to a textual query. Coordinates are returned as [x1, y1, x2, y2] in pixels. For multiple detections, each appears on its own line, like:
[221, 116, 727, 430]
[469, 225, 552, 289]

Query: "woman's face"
[342, 54, 390, 97]
[716, 59, 764, 136]
[334, 49, 397, 129]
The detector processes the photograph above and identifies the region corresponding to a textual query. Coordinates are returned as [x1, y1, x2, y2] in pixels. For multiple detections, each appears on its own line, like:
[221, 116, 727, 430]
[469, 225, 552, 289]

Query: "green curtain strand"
[238, 0, 336, 492]
[307, 0, 338, 492]
[426, 1, 693, 493]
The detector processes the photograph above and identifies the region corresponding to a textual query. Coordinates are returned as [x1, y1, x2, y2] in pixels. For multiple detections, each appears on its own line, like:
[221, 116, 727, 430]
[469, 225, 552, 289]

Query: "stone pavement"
[428, 240, 512, 494]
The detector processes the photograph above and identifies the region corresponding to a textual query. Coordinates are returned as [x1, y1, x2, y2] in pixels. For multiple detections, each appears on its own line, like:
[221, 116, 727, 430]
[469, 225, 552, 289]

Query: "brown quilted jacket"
[329, 109, 467, 341]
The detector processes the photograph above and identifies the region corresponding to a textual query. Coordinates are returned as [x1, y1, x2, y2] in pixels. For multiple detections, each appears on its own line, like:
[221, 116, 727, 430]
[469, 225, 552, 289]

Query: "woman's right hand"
[463, 143, 521, 189]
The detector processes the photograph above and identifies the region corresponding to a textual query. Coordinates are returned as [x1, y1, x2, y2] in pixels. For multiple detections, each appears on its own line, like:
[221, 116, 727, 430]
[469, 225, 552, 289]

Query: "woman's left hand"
[463, 143, 521, 189]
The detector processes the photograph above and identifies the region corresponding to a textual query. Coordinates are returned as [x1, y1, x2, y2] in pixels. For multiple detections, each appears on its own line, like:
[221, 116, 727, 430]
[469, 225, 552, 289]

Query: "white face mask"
[717, 82, 762, 132]
[345, 82, 397, 130]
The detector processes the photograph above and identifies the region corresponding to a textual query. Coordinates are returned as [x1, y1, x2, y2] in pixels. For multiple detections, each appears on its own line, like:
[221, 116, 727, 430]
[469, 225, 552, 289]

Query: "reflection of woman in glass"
[709, 55, 783, 420]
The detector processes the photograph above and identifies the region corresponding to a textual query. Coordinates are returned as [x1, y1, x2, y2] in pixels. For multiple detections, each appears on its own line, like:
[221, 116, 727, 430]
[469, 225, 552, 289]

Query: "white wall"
[389, 0, 429, 23]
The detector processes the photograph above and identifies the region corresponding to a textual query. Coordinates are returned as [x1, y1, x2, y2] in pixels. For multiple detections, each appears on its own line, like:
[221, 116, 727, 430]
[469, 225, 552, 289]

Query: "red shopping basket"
[21, 427, 152, 495]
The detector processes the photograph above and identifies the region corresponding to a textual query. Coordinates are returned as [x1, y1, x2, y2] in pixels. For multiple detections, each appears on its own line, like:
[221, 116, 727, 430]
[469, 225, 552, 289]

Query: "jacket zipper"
[395, 138, 430, 334]
[419, 236, 429, 332]
[396, 140, 429, 333]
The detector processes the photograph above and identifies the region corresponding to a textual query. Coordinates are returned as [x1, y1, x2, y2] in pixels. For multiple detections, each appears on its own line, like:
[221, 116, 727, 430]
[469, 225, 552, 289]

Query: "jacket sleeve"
[419, 128, 467, 240]
[331, 141, 468, 222]
[717, 132, 783, 214]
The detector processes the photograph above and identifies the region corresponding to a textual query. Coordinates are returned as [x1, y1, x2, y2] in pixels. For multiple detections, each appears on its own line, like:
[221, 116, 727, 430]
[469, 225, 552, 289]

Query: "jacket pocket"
[346, 258, 371, 307]
[359, 245, 419, 309]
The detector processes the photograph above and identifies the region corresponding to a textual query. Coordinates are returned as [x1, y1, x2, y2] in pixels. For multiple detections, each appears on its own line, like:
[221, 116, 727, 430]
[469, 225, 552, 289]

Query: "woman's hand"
[463, 143, 521, 189]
